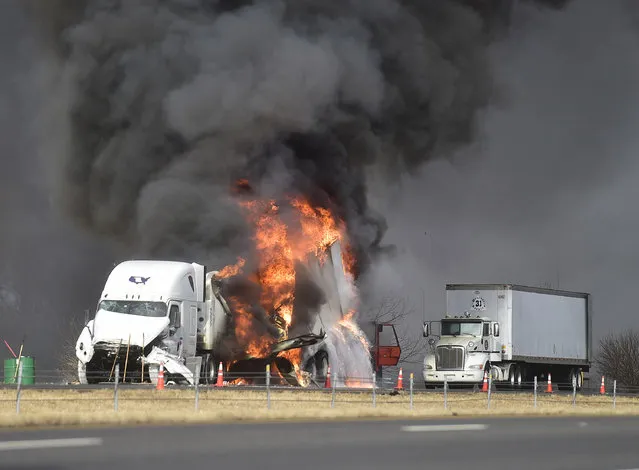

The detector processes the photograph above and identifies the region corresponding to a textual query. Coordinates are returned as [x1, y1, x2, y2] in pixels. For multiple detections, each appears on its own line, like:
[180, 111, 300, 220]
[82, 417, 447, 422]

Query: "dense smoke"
[23, 0, 493, 279]
[362, 0, 639, 381]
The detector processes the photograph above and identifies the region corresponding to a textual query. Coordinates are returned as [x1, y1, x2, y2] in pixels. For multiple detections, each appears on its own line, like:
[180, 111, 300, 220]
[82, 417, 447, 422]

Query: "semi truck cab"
[423, 313, 501, 387]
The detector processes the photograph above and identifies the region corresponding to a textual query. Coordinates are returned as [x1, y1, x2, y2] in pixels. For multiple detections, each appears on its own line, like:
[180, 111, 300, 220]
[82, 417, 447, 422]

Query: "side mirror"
[423, 323, 429, 337]
[493, 322, 500, 337]
[378, 324, 384, 333]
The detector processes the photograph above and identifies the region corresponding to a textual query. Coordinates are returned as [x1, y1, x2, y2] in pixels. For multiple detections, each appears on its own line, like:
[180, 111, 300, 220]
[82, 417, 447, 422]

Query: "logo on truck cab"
[129, 276, 150, 285]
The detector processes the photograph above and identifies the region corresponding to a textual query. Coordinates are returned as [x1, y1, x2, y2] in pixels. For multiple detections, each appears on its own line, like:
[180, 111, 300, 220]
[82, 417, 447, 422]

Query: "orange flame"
[228, 179, 356, 385]
[216, 257, 246, 279]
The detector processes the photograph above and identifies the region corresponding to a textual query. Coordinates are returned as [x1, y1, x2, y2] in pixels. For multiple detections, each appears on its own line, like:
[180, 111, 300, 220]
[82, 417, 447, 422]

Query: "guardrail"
[0, 364, 635, 417]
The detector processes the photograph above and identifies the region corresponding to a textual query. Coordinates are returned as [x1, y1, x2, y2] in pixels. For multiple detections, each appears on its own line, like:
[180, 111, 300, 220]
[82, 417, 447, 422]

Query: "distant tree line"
[595, 330, 639, 388]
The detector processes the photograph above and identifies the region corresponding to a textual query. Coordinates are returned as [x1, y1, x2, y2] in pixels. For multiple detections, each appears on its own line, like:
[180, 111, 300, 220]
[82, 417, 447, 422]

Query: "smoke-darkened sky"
[363, 0, 639, 377]
[0, 1, 115, 371]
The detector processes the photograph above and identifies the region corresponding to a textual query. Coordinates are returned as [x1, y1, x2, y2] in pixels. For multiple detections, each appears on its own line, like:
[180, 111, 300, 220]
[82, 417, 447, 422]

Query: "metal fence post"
[16, 362, 23, 414]
[114, 363, 119, 412]
[534, 376, 538, 409]
[372, 373, 377, 408]
[331, 370, 336, 408]
[444, 377, 448, 410]
[195, 369, 200, 412]
[572, 374, 577, 407]
[266, 364, 271, 410]
[487, 374, 492, 410]
[613, 380, 617, 409]
[409, 373, 414, 410]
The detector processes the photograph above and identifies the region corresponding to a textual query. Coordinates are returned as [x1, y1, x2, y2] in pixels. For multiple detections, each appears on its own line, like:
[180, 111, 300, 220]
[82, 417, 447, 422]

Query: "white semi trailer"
[423, 284, 592, 390]
[75, 241, 352, 386]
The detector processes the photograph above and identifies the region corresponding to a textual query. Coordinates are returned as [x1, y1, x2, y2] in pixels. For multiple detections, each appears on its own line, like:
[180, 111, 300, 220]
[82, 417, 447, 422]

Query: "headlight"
[468, 364, 483, 370]
[425, 364, 433, 370]
[468, 341, 475, 348]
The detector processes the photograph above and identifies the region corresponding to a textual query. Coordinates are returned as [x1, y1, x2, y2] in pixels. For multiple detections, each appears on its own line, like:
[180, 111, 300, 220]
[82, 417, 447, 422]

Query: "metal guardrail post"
[487, 374, 492, 409]
[266, 364, 271, 410]
[534, 376, 538, 408]
[372, 373, 376, 408]
[572, 374, 577, 407]
[114, 363, 119, 412]
[195, 368, 200, 412]
[331, 370, 336, 408]
[444, 377, 448, 410]
[16, 362, 23, 414]
[613, 380, 617, 409]
[409, 373, 414, 410]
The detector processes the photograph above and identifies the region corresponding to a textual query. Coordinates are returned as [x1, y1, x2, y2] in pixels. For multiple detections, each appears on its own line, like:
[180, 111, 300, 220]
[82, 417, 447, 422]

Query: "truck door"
[167, 302, 182, 356]
[482, 321, 501, 363]
[180, 301, 198, 359]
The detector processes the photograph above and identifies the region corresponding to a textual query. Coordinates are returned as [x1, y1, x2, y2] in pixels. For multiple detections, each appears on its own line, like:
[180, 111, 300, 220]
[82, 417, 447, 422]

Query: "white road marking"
[0, 438, 103, 451]
[401, 424, 487, 433]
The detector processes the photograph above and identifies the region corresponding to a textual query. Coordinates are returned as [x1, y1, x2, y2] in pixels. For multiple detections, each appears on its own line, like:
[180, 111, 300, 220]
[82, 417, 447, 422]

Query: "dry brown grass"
[0, 388, 638, 428]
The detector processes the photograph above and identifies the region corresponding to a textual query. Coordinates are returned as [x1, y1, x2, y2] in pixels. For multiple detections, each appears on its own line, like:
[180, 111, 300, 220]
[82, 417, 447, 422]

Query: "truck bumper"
[423, 370, 484, 384]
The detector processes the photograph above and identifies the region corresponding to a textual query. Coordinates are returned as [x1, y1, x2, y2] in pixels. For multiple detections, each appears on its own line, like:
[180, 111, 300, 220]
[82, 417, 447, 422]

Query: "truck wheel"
[508, 366, 517, 389]
[314, 351, 329, 384]
[568, 368, 583, 391]
[516, 366, 523, 388]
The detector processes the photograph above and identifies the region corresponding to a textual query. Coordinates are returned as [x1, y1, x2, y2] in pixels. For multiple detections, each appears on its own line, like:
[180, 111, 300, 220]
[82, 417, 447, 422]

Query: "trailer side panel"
[512, 289, 588, 361]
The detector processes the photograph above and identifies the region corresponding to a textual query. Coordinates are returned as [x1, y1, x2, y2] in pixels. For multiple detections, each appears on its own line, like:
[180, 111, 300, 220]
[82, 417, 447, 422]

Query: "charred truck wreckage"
[76, 184, 371, 387]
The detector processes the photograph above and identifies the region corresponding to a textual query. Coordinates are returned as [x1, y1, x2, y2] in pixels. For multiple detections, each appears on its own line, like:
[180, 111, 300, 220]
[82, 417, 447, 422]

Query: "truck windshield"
[99, 300, 167, 318]
[441, 321, 482, 337]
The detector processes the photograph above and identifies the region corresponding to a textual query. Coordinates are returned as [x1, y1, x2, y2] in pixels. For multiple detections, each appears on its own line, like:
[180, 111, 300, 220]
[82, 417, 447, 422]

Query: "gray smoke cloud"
[362, 0, 639, 383]
[22, 0, 494, 279]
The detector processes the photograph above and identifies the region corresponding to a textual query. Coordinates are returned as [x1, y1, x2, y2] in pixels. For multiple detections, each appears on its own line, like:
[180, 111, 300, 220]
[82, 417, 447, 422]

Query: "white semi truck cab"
[423, 284, 592, 390]
[423, 312, 502, 387]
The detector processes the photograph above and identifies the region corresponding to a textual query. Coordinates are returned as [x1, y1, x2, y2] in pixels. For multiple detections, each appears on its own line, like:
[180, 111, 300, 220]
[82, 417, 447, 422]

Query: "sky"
[1, 0, 639, 378]
[364, 0, 639, 379]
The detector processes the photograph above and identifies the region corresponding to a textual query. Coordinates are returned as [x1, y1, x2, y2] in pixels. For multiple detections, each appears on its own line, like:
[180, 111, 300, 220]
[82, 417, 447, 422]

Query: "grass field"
[0, 388, 638, 428]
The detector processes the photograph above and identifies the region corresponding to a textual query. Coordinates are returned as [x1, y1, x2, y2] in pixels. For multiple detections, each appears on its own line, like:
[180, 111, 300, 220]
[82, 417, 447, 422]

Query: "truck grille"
[436, 346, 465, 370]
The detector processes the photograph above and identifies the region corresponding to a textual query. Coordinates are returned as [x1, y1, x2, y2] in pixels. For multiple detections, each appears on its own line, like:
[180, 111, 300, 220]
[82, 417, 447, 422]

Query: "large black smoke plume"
[23, 0, 493, 278]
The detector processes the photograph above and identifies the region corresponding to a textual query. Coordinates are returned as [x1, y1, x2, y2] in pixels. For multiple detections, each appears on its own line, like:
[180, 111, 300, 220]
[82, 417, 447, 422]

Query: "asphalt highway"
[1, 416, 639, 469]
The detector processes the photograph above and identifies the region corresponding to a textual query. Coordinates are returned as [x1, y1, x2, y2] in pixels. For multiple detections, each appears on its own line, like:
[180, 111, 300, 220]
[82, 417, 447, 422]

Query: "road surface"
[1, 416, 639, 469]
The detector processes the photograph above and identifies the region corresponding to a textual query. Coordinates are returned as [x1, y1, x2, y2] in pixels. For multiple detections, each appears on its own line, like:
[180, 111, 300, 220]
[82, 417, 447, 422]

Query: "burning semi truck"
[76, 191, 372, 387]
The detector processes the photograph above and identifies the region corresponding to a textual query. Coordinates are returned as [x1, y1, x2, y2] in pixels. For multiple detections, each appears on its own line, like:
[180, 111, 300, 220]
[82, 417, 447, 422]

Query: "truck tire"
[314, 350, 329, 384]
[568, 368, 583, 391]
[516, 365, 524, 388]
[509, 365, 517, 389]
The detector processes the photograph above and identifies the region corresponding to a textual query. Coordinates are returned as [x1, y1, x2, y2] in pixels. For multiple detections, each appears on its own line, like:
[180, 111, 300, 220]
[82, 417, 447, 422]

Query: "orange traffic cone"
[600, 375, 606, 394]
[324, 365, 332, 389]
[215, 362, 224, 387]
[545, 373, 553, 393]
[395, 368, 404, 390]
[481, 370, 489, 392]
[156, 363, 165, 390]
